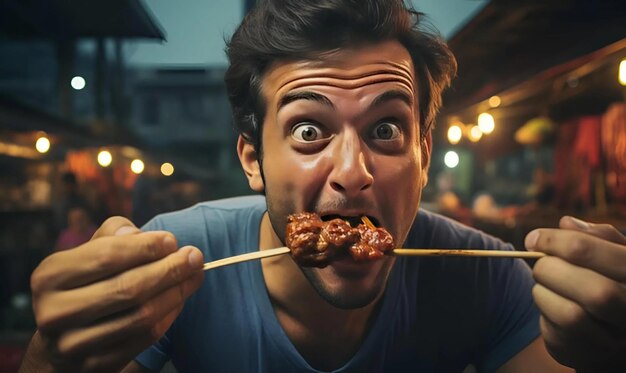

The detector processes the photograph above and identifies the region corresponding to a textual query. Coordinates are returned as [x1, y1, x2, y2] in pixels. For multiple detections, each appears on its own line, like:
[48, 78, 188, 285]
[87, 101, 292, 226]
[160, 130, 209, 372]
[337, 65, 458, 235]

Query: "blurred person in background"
[54, 204, 97, 252]
[52, 172, 87, 234]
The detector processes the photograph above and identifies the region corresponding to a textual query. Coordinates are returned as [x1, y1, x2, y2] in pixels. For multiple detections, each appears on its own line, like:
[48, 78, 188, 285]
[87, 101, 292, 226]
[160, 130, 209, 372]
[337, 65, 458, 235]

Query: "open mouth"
[320, 214, 380, 228]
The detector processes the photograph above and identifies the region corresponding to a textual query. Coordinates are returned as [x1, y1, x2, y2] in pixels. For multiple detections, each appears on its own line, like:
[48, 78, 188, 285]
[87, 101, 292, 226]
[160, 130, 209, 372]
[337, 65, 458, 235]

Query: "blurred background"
[0, 0, 625, 370]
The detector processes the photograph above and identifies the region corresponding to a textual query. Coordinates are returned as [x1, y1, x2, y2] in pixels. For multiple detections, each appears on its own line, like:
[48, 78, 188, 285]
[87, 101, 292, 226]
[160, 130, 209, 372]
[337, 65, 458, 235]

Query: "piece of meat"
[350, 225, 394, 261]
[285, 212, 395, 267]
[285, 212, 326, 267]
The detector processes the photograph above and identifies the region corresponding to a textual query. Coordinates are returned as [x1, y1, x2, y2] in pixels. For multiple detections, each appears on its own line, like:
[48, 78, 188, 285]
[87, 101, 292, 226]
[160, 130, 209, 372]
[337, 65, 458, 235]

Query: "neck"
[259, 212, 382, 370]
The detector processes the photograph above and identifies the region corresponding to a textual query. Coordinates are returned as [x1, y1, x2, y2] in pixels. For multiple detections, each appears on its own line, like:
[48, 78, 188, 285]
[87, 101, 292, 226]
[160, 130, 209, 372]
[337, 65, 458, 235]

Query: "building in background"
[127, 66, 238, 179]
[0, 1, 169, 367]
[429, 0, 626, 247]
[125, 66, 249, 225]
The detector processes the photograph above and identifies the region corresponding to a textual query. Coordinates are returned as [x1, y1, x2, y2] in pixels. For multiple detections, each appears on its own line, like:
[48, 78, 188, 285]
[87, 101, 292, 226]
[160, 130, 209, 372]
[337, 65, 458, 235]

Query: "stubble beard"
[299, 260, 395, 309]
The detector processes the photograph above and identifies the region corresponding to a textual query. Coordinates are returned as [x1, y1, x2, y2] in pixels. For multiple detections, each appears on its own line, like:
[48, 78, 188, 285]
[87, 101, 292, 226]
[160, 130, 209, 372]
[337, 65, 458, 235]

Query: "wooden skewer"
[361, 216, 376, 229]
[202, 247, 290, 271]
[392, 248, 545, 259]
[202, 247, 545, 271]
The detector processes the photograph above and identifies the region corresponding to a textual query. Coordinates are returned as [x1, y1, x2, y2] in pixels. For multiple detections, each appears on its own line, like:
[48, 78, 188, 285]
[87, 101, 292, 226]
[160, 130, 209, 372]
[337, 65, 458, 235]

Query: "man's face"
[240, 40, 430, 308]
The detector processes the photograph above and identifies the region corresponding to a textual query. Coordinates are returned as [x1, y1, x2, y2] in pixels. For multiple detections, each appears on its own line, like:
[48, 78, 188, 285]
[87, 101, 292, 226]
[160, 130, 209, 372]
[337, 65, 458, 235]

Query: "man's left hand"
[526, 216, 626, 371]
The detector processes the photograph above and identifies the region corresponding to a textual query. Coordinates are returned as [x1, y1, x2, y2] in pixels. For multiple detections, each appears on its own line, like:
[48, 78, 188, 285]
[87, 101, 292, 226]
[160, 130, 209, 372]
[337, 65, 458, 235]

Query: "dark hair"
[225, 0, 457, 154]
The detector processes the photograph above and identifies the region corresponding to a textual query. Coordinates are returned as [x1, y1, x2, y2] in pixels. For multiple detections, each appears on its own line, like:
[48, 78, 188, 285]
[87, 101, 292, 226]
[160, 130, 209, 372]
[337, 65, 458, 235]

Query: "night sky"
[125, 0, 488, 67]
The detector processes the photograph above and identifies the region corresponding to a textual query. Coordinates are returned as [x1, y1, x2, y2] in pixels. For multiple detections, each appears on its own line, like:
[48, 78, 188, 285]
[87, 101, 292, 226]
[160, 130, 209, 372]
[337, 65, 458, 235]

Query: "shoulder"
[407, 208, 513, 251]
[143, 195, 266, 230]
[141, 195, 267, 254]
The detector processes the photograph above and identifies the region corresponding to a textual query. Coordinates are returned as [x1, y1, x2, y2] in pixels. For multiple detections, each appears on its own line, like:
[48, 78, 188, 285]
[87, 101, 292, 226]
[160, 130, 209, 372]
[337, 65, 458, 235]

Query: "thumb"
[92, 216, 141, 239]
[559, 216, 626, 246]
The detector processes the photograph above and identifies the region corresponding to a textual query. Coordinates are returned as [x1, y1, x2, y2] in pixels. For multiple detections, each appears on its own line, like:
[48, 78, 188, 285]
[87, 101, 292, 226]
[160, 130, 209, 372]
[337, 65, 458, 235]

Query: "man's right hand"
[20, 216, 205, 373]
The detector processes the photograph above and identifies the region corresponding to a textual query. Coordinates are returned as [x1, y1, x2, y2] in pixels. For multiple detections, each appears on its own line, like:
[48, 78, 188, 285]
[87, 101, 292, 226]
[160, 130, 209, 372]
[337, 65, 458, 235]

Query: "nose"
[328, 131, 373, 197]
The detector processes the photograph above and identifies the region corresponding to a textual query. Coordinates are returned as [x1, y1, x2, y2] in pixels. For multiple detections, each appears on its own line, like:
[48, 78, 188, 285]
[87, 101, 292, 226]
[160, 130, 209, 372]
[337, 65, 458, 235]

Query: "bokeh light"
[97, 150, 112, 167]
[477, 112, 495, 134]
[161, 162, 174, 176]
[447, 125, 463, 144]
[488, 96, 501, 108]
[35, 136, 50, 153]
[71, 76, 86, 90]
[131, 159, 145, 174]
[468, 125, 483, 142]
[444, 151, 459, 168]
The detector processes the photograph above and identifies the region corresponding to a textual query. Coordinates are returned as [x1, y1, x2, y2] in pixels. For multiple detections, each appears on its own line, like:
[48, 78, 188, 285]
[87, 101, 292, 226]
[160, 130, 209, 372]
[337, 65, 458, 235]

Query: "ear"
[420, 132, 432, 188]
[237, 135, 265, 192]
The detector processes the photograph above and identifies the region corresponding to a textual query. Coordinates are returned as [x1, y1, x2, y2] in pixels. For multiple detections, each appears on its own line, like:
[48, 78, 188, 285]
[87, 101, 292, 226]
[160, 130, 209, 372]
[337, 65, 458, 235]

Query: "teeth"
[320, 214, 375, 228]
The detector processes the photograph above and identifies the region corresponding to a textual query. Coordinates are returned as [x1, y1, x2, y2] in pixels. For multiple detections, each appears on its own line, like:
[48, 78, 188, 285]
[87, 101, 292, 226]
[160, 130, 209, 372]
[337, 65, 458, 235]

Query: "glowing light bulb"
[488, 96, 501, 108]
[97, 150, 112, 167]
[444, 151, 459, 168]
[447, 125, 463, 144]
[131, 159, 144, 174]
[478, 113, 495, 134]
[468, 125, 483, 142]
[35, 136, 50, 153]
[619, 59, 626, 86]
[161, 162, 174, 176]
[71, 76, 86, 90]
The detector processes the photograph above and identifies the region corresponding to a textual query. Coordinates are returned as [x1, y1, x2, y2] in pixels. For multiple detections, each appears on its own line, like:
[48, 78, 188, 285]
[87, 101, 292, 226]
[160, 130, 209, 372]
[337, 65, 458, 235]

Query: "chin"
[300, 256, 395, 309]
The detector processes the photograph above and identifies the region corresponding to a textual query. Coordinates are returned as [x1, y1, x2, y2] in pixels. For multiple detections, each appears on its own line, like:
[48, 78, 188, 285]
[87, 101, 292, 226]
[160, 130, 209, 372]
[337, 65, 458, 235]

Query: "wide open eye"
[291, 123, 327, 142]
[372, 122, 401, 140]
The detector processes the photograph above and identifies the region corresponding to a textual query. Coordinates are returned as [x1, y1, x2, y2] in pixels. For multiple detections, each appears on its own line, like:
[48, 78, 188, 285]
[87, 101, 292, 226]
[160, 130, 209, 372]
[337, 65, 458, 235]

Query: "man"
[20, 0, 626, 372]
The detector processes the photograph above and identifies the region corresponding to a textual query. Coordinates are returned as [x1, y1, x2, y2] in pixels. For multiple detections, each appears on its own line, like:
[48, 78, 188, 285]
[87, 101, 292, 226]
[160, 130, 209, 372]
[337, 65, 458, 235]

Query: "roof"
[443, 0, 626, 114]
[0, 0, 165, 40]
[0, 94, 142, 149]
[435, 0, 626, 159]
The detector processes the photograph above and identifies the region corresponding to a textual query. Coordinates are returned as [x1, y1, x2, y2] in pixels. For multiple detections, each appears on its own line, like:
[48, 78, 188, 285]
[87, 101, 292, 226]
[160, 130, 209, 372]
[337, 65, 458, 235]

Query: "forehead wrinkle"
[283, 73, 413, 91]
[271, 75, 417, 119]
[261, 42, 419, 118]
[278, 79, 416, 116]
[275, 66, 414, 91]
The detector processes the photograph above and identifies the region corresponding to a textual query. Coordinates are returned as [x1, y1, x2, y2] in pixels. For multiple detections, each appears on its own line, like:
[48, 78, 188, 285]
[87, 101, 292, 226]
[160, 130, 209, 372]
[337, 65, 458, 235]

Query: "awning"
[0, 0, 165, 40]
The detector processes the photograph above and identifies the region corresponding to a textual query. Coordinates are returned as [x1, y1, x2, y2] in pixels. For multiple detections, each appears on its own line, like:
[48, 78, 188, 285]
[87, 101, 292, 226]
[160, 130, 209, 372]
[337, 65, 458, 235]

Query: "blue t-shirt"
[136, 195, 539, 372]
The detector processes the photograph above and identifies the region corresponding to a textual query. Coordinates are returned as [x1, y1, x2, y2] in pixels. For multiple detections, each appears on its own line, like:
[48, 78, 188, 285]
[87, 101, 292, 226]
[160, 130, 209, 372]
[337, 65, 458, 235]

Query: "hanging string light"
[444, 151, 459, 168]
[131, 159, 145, 174]
[35, 135, 50, 153]
[97, 150, 112, 167]
[477, 112, 495, 134]
[488, 96, 501, 108]
[468, 125, 483, 142]
[447, 124, 463, 144]
[161, 162, 174, 176]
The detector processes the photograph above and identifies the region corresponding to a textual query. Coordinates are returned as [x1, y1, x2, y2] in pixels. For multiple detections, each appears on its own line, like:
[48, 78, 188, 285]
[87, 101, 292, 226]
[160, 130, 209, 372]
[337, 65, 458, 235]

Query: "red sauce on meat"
[285, 212, 395, 267]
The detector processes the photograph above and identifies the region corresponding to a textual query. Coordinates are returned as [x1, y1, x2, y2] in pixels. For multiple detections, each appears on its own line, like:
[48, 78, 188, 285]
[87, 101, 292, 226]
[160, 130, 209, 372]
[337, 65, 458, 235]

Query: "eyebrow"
[277, 88, 413, 112]
[369, 89, 413, 109]
[278, 91, 335, 111]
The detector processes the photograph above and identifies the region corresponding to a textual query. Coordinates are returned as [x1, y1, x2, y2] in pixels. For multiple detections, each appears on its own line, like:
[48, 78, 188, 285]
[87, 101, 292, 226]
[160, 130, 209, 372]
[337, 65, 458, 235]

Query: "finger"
[525, 228, 626, 283]
[560, 216, 626, 246]
[532, 284, 616, 346]
[538, 316, 577, 368]
[540, 316, 626, 372]
[92, 216, 141, 240]
[534, 256, 626, 329]
[79, 332, 157, 373]
[37, 246, 204, 332]
[32, 231, 178, 292]
[57, 271, 203, 356]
